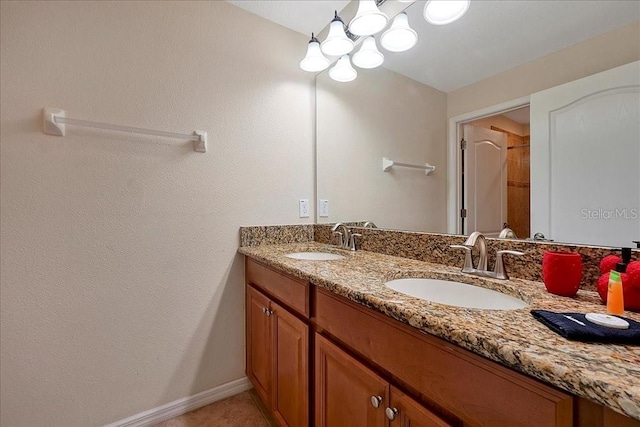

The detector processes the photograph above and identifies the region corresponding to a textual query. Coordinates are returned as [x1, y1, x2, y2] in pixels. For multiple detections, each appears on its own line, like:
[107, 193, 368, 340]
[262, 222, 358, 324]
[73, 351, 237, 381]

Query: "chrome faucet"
[331, 223, 361, 251]
[362, 221, 377, 229]
[464, 231, 488, 271]
[450, 231, 524, 279]
[331, 223, 349, 248]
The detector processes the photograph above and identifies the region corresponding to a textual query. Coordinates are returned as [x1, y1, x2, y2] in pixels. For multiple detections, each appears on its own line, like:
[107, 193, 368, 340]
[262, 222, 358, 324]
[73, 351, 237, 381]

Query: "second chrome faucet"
[450, 231, 524, 280]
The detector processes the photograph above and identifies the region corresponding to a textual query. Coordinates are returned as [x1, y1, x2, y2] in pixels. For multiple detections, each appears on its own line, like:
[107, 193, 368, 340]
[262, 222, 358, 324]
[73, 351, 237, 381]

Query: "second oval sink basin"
[285, 252, 346, 261]
[385, 278, 527, 310]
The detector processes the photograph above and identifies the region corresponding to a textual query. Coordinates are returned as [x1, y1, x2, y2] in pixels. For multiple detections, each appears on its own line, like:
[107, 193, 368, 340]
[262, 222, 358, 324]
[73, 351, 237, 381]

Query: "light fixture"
[329, 55, 357, 82]
[299, 33, 330, 72]
[380, 12, 417, 53]
[424, 0, 470, 25]
[321, 11, 354, 56]
[352, 36, 384, 69]
[349, 0, 388, 36]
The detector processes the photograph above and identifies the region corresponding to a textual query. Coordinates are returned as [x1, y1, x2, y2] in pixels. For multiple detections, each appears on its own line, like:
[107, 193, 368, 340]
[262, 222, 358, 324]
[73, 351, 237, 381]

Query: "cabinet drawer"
[246, 258, 309, 318]
[316, 288, 573, 427]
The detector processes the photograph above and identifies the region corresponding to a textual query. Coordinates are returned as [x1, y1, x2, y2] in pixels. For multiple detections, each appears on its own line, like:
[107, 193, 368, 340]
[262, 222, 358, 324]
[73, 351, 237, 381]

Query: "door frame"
[446, 95, 531, 234]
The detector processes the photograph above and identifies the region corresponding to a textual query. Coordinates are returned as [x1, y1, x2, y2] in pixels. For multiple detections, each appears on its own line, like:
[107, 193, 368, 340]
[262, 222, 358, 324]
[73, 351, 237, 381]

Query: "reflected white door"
[463, 125, 508, 236]
[530, 61, 640, 247]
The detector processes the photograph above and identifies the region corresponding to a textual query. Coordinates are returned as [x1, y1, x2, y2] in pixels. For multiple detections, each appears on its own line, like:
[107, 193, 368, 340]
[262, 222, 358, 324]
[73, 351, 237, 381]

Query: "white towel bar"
[382, 157, 435, 175]
[42, 107, 207, 153]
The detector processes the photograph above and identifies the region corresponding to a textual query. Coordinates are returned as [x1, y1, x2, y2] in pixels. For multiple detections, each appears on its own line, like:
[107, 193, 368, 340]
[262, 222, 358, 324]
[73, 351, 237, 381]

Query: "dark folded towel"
[531, 310, 640, 345]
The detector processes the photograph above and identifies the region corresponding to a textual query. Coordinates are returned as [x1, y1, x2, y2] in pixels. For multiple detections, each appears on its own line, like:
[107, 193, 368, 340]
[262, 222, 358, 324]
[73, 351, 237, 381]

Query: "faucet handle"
[450, 245, 474, 273]
[348, 233, 362, 251]
[493, 250, 525, 280]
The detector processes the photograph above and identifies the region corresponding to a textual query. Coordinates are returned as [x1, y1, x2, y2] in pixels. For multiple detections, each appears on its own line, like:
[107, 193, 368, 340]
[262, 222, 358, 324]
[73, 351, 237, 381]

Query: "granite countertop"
[239, 242, 640, 420]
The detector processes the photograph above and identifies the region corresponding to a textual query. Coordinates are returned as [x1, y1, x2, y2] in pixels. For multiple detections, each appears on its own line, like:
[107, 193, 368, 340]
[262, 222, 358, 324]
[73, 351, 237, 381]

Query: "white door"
[530, 61, 640, 247]
[463, 125, 508, 236]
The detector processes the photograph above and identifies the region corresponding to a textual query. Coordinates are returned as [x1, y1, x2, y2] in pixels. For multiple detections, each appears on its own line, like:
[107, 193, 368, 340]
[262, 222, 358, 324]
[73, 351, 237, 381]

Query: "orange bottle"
[606, 270, 625, 315]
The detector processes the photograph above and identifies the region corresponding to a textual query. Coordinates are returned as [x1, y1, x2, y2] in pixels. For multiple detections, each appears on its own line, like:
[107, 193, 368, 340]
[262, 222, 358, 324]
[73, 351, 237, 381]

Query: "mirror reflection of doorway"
[462, 106, 531, 238]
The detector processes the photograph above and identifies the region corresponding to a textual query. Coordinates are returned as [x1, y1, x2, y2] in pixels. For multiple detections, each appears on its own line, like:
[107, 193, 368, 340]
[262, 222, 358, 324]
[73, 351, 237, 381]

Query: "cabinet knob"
[370, 395, 383, 408]
[385, 407, 398, 421]
[265, 308, 272, 317]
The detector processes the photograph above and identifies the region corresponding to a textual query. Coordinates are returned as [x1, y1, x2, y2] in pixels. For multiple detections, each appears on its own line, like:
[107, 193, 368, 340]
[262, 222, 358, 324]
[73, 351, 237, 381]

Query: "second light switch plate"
[319, 200, 329, 217]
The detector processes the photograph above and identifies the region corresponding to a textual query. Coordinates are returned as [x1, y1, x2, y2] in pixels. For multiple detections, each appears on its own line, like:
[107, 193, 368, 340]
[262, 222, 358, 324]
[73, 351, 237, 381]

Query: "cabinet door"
[315, 333, 388, 427]
[272, 301, 309, 427]
[246, 285, 273, 407]
[387, 387, 452, 427]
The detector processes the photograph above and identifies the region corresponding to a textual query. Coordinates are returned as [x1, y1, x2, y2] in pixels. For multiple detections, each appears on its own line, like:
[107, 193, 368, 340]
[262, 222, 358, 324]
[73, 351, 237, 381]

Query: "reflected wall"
[316, 66, 447, 232]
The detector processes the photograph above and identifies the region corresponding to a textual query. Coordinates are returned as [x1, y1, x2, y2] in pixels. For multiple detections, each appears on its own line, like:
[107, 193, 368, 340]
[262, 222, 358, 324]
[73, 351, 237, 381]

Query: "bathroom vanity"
[240, 238, 640, 427]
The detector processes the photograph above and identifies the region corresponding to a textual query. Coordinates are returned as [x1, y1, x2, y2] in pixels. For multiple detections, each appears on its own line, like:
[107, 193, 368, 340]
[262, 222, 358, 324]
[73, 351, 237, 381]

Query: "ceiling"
[227, 0, 349, 37]
[228, 1, 640, 92]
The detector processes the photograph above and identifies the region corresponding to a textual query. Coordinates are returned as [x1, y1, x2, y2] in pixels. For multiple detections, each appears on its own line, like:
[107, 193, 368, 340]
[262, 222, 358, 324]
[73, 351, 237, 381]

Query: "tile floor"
[154, 389, 275, 427]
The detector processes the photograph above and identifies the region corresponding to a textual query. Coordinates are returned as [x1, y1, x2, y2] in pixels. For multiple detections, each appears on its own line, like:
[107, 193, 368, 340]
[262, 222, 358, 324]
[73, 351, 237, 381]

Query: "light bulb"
[349, 0, 388, 36]
[321, 12, 354, 56]
[329, 55, 357, 82]
[352, 36, 384, 69]
[380, 13, 417, 53]
[300, 33, 330, 72]
[424, 0, 470, 25]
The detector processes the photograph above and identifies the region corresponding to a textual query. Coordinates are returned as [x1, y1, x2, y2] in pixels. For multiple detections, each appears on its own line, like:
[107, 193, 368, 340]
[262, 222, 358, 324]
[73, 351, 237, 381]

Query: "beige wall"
[0, 1, 314, 426]
[316, 67, 448, 232]
[447, 20, 640, 118]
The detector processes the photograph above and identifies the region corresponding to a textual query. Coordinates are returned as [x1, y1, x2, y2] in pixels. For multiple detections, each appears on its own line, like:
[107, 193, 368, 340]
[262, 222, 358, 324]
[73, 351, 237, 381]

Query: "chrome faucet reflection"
[450, 231, 524, 280]
[498, 227, 518, 239]
[331, 223, 362, 251]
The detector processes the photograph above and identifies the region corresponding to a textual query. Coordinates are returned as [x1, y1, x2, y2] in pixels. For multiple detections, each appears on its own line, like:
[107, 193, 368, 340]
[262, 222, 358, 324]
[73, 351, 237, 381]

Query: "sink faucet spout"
[464, 231, 488, 272]
[331, 223, 351, 249]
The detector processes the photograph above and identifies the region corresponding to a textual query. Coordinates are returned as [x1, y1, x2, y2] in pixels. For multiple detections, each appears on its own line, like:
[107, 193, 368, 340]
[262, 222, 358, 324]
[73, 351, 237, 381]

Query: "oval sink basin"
[385, 278, 527, 310]
[285, 252, 346, 261]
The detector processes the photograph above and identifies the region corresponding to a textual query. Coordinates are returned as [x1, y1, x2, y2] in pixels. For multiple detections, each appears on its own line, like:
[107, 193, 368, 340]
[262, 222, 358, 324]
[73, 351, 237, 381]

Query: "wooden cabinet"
[245, 256, 640, 427]
[315, 288, 573, 427]
[315, 333, 451, 427]
[245, 259, 309, 427]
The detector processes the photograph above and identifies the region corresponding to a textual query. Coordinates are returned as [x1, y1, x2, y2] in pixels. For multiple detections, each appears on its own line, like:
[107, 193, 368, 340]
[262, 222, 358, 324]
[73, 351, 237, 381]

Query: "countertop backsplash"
[241, 224, 639, 293]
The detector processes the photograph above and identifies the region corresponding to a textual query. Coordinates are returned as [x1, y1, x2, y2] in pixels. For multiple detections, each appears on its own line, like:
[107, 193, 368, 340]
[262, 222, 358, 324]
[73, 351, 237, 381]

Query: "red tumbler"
[542, 251, 582, 297]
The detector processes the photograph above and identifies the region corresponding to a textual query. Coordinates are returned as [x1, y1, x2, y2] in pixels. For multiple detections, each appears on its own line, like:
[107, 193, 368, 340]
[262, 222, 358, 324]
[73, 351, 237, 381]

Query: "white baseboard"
[105, 377, 252, 427]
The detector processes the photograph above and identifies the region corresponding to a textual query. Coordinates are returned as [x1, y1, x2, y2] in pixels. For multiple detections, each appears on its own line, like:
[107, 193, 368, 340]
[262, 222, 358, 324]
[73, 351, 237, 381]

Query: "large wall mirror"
[316, 0, 640, 248]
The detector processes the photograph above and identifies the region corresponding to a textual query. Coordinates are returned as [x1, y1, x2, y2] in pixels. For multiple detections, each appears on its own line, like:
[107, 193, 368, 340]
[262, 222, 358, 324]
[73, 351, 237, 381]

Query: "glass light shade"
[321, 19, 354, 56]
[300, 40, 330, 72]
[352, 36, 384, 69]
[380, 13, 417, 53]
[349, 0, 388, 36]
[424, 0, 470, 25]
[329, 55, 357, 82]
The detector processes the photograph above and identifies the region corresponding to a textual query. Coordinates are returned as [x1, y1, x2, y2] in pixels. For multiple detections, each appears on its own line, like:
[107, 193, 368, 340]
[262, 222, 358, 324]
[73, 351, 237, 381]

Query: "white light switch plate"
[319, 200, 329, 217]
[299, 199, 310, 218]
